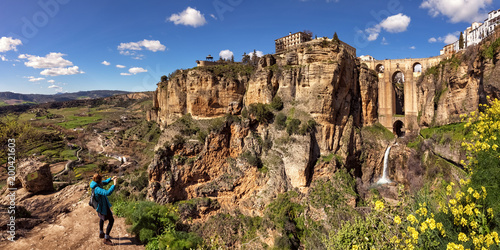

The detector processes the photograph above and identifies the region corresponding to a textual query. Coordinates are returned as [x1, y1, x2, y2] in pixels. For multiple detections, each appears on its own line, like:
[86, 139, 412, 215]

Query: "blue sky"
[0, 0, 499, 94]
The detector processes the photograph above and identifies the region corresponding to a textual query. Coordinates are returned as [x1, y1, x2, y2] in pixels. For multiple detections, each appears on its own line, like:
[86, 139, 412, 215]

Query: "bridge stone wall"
[363, 55, 446, 134]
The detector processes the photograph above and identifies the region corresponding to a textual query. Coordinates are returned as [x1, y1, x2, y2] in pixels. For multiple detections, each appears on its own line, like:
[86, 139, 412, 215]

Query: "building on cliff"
[275, 32, 356, 56]
[275, 32, 312, 53]
[441, 8, 500, 55]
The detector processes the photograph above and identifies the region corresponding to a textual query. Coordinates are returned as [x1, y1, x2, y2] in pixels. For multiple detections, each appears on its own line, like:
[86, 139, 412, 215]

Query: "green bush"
[270, 96, 284, 111]
[155, 231, 203, 250]
[173, 135, 185, 147]
[274, 113, 287, 130]
[483, 37, 500, 59]
[248, 103, 274, 124]
[240, 151, 263, 168]
[113, 201, 178, 244]
[197, 130, 208, 144]
[286, 118, 301, 135]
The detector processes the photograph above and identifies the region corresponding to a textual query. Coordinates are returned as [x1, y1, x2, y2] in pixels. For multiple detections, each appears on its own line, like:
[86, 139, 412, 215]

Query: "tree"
[459, 32, 464, 50]
[333, 32, 339, 43]
[302, 30, 313, 40]
[161, 75, 167, 82]
[242, 52, 250, 64]
[230, 55, 234, 63]
[251, 49, 259, 66]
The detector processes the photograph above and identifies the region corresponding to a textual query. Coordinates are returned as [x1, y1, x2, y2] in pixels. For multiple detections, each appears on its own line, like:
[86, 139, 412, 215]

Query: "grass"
[420, 122, 470, 144]
[361, 122, 395, 141]
[74, 164, 98, 177]
[57, 115, 102, 129]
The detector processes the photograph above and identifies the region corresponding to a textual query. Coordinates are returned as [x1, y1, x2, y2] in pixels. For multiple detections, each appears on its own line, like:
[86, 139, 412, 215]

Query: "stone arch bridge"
[363, 55, 446, 136]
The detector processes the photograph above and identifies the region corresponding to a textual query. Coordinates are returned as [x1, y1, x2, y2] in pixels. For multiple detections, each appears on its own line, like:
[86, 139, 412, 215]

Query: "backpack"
[89, 187, 99, 209]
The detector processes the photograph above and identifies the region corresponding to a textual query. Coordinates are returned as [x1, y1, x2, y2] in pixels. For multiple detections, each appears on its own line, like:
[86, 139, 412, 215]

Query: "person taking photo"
[90, 174, 118, 246]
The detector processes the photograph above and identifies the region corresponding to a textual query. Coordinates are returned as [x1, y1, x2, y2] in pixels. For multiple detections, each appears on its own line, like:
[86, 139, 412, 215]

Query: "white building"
[359, 55, 375, 61]
[442, 8, 500, 54]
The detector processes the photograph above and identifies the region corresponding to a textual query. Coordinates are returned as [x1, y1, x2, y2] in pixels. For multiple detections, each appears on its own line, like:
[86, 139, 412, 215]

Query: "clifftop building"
[275, 32, 356, 56]
[441, 8, 500, 55]
[275, 32, 312, 53]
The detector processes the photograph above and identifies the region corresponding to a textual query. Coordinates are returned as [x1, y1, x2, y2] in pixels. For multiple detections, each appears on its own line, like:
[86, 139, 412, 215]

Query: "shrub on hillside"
[270, 96, 284, 111]
[286, 118, 301, 135]
[274, 113, 287, 130]
[248, 103, 273, 124]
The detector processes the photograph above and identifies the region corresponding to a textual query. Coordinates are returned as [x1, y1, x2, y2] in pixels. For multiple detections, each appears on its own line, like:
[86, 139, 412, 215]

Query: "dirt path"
[1, 201, 144, 250]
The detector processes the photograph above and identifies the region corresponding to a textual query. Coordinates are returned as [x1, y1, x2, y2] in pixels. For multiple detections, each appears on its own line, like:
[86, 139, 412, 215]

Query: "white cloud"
[0, 37, 22, 53]
[365, 13, 411, 41]
[116, 65, 126, 68]
[379, 13, 411, 33]
[210, 14, 217, 20]
[128, 67, 148, 74]
[421, 0, 492, 23]
[167, 7, 207, 28]
[48, 79, 55, 83]
[101, 61, 111, 66]
[118, 39, 166, 52]
[24, 76, 45, 82]
[22, 52, 73, 69]
[219, 50, 234, 60]
[29, 77, 45, 82]
[410, 46, 416, 49]
[121, 73, 132, 76]
[40, 66, 84, 76]
[1, 55, 7, 61]
[48, 84, 63, 92]
[431, 33, 460, 44]
[443, 34, 459, 44]
[248, 50, 264, 58]
[381, 37, 389, 45]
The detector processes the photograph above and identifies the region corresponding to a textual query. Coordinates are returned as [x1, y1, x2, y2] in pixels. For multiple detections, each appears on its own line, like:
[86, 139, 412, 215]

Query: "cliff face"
[147, 40, 377, 215]
[418, 35, 500, 127]
[149, 40, 377, 153]
[149, 70, 248, 126]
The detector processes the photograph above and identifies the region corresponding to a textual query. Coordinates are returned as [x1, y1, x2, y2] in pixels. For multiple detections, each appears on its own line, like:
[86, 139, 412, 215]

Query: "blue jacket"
[89, 178, 115, 215]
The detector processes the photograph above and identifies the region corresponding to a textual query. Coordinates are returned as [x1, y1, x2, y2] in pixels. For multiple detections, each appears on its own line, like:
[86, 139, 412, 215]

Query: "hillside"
[0, 90, 130, 106]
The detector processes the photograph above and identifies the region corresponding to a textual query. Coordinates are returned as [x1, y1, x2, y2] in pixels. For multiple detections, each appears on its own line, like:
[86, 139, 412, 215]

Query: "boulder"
[17, 158, 54, 193]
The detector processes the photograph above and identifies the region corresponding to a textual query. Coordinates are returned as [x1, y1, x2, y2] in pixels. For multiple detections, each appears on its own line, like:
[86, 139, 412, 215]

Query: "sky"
[0, 0, 499, 94]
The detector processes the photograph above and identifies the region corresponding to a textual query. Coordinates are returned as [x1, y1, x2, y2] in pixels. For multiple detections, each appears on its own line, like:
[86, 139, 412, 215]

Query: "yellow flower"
[473, 191, 481, 199]
[374, 200, 384, 212]
[460, 217, 468, 227]
[394, 216, 401, 225]
[487, 208, 494, 218]
[468, 187, 474, 194]
[458, 232, 469, 242]
[352, 244, 359, 250]
[450, 199, 457, 206]
[407, 214, 418, 224]
[421, 222, 428, 232]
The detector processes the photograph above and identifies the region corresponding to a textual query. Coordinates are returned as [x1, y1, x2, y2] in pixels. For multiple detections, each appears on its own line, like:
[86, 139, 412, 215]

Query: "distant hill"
[0, 90, 130, 106]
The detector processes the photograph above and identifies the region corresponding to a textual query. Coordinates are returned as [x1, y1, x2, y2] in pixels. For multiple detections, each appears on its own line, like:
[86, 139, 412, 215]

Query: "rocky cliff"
[418, 33, 500, 127]
[147, 40, 378, 215]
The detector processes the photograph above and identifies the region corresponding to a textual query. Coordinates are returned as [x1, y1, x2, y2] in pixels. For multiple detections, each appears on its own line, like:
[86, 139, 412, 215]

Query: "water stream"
[377, 146, 392, 185]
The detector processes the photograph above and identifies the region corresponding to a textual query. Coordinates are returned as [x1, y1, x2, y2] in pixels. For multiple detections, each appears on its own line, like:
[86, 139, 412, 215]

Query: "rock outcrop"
[17, 158, 54, 194]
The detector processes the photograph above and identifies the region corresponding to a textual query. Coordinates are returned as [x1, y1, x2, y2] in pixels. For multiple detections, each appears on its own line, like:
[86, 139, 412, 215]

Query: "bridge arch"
[376, 64, 384, 73]
[393, 120, 404, 137]
[392, 71, 405, 115]
[368, 55, 445, 133]
[413, 62, 422, 73]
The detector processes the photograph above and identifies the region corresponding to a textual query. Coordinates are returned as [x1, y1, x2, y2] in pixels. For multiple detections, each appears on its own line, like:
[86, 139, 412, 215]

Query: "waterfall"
[377, 146, 392, 185]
